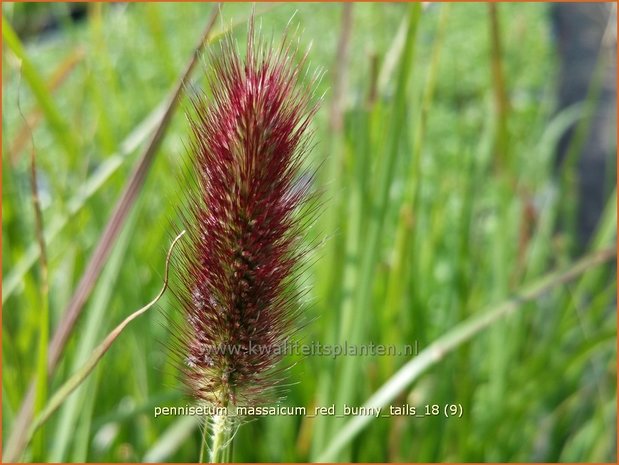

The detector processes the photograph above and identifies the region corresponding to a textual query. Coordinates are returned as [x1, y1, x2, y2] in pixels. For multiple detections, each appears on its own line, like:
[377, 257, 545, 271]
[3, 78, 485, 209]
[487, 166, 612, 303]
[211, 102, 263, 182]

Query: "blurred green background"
[2, 2, 616, 462]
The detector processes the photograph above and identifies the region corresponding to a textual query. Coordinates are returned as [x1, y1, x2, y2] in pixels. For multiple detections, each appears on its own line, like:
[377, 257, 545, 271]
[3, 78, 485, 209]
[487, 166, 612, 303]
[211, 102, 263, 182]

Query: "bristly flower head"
[172, 20, 320, 416]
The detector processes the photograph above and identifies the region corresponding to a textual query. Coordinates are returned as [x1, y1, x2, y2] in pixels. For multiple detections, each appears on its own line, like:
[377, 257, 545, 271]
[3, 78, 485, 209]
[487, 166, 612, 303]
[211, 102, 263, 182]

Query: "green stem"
[199, 420, 208, 463]
[209, 413, 231, 463]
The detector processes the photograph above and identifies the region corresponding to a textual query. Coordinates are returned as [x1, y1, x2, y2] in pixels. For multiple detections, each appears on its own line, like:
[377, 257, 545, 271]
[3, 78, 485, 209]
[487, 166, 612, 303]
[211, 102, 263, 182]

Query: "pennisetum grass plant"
[170, 18, 321, 463]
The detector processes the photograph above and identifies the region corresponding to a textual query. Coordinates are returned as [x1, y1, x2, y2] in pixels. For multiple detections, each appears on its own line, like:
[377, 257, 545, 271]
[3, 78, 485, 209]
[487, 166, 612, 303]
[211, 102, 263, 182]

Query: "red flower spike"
[171, 22, 320, 414]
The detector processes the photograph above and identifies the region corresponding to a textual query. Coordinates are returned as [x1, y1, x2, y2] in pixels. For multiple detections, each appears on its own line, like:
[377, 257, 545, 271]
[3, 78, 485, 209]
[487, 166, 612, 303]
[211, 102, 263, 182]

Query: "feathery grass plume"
[171, 19, 320, 462]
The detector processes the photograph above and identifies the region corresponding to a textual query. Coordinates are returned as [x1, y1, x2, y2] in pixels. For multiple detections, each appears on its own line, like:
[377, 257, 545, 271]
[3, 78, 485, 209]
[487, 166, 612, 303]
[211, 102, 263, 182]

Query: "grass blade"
[20, 81, 50, 460]
[7, 47, 84, 165]
[2, 15, 79, 157]
[328, 5, 421, 459]
[143, 416, 200, 463]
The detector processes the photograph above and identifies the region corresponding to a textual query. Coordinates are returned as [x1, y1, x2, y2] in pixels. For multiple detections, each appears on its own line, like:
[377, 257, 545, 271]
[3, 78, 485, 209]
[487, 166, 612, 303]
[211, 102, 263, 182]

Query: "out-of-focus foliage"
[2, 3, 616, 462]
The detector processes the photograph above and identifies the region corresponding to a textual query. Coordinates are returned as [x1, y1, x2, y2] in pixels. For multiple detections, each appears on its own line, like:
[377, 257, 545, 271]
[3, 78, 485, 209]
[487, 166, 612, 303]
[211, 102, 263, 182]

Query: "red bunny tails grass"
[170, 19, 321, 461]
